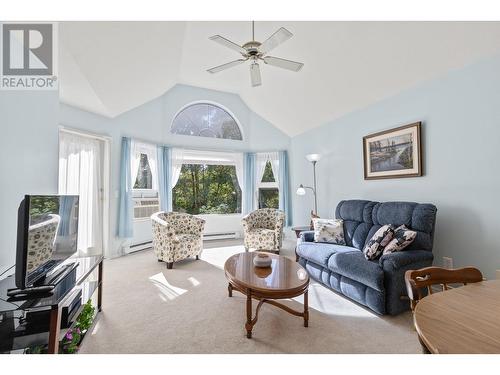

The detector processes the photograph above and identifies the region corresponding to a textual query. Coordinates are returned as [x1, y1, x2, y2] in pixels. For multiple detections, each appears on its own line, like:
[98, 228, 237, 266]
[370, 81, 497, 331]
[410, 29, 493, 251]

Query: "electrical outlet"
[442, 257, 453, 270]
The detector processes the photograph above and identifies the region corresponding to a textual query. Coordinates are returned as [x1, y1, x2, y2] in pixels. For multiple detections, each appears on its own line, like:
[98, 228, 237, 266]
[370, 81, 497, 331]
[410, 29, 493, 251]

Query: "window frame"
[130, 142, 160, 221]
[170, 101, 244, 141]
[255, 158, 279, 209]
[171, 149, 244, 216]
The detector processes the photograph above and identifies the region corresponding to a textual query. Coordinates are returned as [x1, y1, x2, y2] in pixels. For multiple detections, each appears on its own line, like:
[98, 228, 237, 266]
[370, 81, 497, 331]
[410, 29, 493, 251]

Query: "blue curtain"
[58, 195, 75, 236]
[243, 152, 256, 214]
[117, 137, 133, 238]
[279, 150, 292, 227]
[157, 145, 172, 211]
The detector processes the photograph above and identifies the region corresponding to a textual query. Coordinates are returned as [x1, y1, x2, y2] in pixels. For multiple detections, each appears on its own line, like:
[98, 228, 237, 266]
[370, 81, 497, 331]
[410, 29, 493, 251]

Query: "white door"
[58, 129, 107, 256]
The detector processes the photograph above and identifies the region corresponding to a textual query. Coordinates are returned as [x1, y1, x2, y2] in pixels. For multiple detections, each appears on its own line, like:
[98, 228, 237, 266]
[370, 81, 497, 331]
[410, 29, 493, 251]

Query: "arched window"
[171, 103, 243, 141]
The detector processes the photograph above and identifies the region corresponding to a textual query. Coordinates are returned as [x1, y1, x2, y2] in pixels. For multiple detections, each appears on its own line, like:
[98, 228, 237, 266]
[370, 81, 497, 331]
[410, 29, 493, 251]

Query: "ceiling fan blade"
[262, 56, 304, 72]
[207, 59, 247, 74]
[250, 63, 262, 87]
[208, 35, 247, 55]
[259, 27, 293, 55]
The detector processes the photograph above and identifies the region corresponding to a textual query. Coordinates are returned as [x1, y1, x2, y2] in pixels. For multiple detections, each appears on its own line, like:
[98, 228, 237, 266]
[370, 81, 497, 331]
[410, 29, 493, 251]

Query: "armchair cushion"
[151, 212, 205, 265]
[245, 228, 276, 250]
[243, 208, 285, 251]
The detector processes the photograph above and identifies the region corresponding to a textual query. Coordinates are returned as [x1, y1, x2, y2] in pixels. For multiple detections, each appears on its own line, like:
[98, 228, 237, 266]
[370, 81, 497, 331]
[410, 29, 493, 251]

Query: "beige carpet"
[79, 239, 421, 354]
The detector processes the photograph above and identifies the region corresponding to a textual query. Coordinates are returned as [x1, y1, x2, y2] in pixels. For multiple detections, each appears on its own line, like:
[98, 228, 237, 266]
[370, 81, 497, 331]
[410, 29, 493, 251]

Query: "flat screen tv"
[15, 195, 79, 289]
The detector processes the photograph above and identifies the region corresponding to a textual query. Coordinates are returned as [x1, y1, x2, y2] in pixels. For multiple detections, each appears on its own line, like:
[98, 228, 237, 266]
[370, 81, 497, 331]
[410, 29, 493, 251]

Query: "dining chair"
[405, 266, 483, 353]
[405, 266, 484, 311]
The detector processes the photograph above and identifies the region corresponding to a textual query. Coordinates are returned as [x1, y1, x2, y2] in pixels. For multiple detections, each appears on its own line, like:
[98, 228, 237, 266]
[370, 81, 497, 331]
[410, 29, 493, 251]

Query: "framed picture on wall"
[363, 122, 422, 180]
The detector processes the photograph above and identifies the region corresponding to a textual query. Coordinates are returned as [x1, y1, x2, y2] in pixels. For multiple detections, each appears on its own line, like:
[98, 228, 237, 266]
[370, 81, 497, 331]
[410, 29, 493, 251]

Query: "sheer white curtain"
[171, 148, 185, 188]
[256, 153, 268, 184]
[268, 152, 279, 185]
[132, 141, 158, 190]
[256, 152, 279, 182]
[234, 153, 244, 191]
[59, 132, 103, 254]
[130, 141, 141, 188]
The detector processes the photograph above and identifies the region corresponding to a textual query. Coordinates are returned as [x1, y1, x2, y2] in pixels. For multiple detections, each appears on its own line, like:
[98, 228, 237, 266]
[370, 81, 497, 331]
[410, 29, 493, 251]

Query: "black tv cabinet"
[0, 255, 103, 354]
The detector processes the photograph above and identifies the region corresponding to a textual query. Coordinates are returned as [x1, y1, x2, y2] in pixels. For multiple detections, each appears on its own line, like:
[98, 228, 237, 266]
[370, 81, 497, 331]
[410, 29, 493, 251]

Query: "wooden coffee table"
[224, 252, 309, 338]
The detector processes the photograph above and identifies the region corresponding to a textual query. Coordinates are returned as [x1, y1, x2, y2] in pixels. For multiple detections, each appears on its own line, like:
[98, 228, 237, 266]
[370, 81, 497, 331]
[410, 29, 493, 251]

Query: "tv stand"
[7, 262, 78, 298]
[0, 256, 103, 354]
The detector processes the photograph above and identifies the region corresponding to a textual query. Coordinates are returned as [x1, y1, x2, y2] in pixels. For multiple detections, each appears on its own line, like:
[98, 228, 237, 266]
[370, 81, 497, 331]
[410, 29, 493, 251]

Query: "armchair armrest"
[242, 213, 255, 231]
[188, 216, 206, 234]
[379, 250, 434, 271]
[299, 230, 315, 243]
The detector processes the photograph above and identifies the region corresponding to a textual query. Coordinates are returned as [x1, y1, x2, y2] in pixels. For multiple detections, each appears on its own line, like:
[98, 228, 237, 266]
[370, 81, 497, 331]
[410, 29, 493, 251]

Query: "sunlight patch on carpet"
[149, 272, 188, 300]
[188, 276, 200, 286]
[200, 245, 246, 269]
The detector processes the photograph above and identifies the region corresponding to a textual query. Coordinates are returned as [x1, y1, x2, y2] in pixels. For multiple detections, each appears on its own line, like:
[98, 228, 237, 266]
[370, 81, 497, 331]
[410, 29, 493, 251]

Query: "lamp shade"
[296, 184, 306, 196]
[305, 153, 321, 162]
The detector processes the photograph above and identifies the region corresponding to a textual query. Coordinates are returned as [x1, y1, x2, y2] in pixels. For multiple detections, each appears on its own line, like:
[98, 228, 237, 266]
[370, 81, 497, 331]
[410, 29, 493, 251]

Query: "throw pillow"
[313, 218, 346, 245]
[383, 225, 417, 254]
[363, 224, 395, 260]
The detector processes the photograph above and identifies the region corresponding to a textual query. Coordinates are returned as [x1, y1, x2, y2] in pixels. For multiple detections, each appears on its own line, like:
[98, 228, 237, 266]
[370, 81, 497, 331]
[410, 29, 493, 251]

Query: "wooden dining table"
[413, 279, 500, 354]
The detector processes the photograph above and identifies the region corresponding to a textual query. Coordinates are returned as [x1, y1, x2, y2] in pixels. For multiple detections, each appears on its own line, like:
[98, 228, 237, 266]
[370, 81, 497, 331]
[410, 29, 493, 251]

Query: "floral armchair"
[151, 212, 205, 269]
[242, 208, 285, 253]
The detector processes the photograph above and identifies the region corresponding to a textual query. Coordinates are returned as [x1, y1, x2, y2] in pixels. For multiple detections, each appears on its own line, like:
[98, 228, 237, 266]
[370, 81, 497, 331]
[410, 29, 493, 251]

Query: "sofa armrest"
[379, 250, 434, 270]
[299, 230, 315, 243]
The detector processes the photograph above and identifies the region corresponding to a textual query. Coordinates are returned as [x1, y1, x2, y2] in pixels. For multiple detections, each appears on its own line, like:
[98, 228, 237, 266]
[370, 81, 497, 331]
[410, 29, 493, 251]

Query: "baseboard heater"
[203, 232, 239, 241]
[126, 240, 153, 253]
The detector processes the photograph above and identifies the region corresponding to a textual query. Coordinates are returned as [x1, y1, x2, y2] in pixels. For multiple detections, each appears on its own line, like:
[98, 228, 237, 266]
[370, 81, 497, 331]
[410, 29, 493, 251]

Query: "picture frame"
[363, 122, 422, 180]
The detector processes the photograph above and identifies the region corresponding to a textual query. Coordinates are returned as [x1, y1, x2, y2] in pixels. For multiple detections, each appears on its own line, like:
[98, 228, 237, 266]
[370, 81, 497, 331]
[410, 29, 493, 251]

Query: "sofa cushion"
[312, 218, 346, 245]
[371, 201, 437, 251]
[363, 224, 395, 260]
[335, 200, 377, 249]
[327, 251, 385, 292]
[383, 225, 417, 254]
[296, 242, 358, 267]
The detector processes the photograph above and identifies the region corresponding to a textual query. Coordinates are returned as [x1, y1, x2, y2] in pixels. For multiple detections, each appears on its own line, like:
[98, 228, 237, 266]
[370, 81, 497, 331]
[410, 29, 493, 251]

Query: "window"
[257, 160, 279, 209]
[171, 103, 242, 140]
[131, 142, 159, 220]
[173, 164, 242, 215]
[133, 153, 153, 189]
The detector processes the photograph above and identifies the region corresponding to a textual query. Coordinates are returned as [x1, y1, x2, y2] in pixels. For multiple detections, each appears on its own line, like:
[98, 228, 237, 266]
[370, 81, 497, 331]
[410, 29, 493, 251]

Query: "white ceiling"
[59, 21, 500, 136]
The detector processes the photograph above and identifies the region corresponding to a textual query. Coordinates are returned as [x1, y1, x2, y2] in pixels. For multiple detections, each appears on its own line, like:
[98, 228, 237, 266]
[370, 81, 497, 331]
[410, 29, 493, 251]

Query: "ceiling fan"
[207, 21, 304, 87]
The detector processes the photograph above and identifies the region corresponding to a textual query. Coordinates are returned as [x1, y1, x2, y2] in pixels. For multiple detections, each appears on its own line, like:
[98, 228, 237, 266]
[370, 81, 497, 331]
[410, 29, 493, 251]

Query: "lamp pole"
[297, 154, 321, 217]
[312, 160, 318, 215]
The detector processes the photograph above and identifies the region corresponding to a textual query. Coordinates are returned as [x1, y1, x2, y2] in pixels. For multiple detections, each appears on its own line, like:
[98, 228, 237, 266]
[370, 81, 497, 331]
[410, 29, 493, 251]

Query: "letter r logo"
[2, 24, 53, 75]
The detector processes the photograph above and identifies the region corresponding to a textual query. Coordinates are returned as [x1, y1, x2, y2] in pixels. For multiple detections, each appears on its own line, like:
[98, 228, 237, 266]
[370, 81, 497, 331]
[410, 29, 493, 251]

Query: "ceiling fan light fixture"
[207, 21, 304, 87]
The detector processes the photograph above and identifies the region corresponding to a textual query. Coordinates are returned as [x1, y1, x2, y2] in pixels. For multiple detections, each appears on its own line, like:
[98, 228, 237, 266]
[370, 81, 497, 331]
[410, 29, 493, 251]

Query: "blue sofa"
[296, 200, 437, 315]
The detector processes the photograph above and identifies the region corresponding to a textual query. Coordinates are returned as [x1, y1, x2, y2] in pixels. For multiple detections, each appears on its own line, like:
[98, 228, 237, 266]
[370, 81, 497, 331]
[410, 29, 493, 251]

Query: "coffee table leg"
[228, 283, 233, 297]
[304, 290, 309, 327]
[245, 290, 253, 338]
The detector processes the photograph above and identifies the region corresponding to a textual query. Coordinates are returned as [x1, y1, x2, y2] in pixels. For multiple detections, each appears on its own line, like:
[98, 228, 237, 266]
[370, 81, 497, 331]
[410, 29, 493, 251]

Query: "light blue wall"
[291, 53, 500, 279]
[59, 84, 290, 257]
[0, 90, 59, 274]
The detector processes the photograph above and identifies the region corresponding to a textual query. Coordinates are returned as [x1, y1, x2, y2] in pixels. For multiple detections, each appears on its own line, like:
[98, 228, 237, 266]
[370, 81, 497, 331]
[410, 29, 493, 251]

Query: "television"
[15, 195, 79, 289]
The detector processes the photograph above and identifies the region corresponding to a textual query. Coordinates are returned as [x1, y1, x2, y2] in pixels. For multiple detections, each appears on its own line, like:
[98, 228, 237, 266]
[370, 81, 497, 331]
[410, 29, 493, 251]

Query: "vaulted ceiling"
[59, 21, 500, 136]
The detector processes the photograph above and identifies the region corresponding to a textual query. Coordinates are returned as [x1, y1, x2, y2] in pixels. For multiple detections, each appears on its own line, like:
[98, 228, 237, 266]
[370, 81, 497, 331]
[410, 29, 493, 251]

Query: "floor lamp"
[296, 153, 320, 216]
